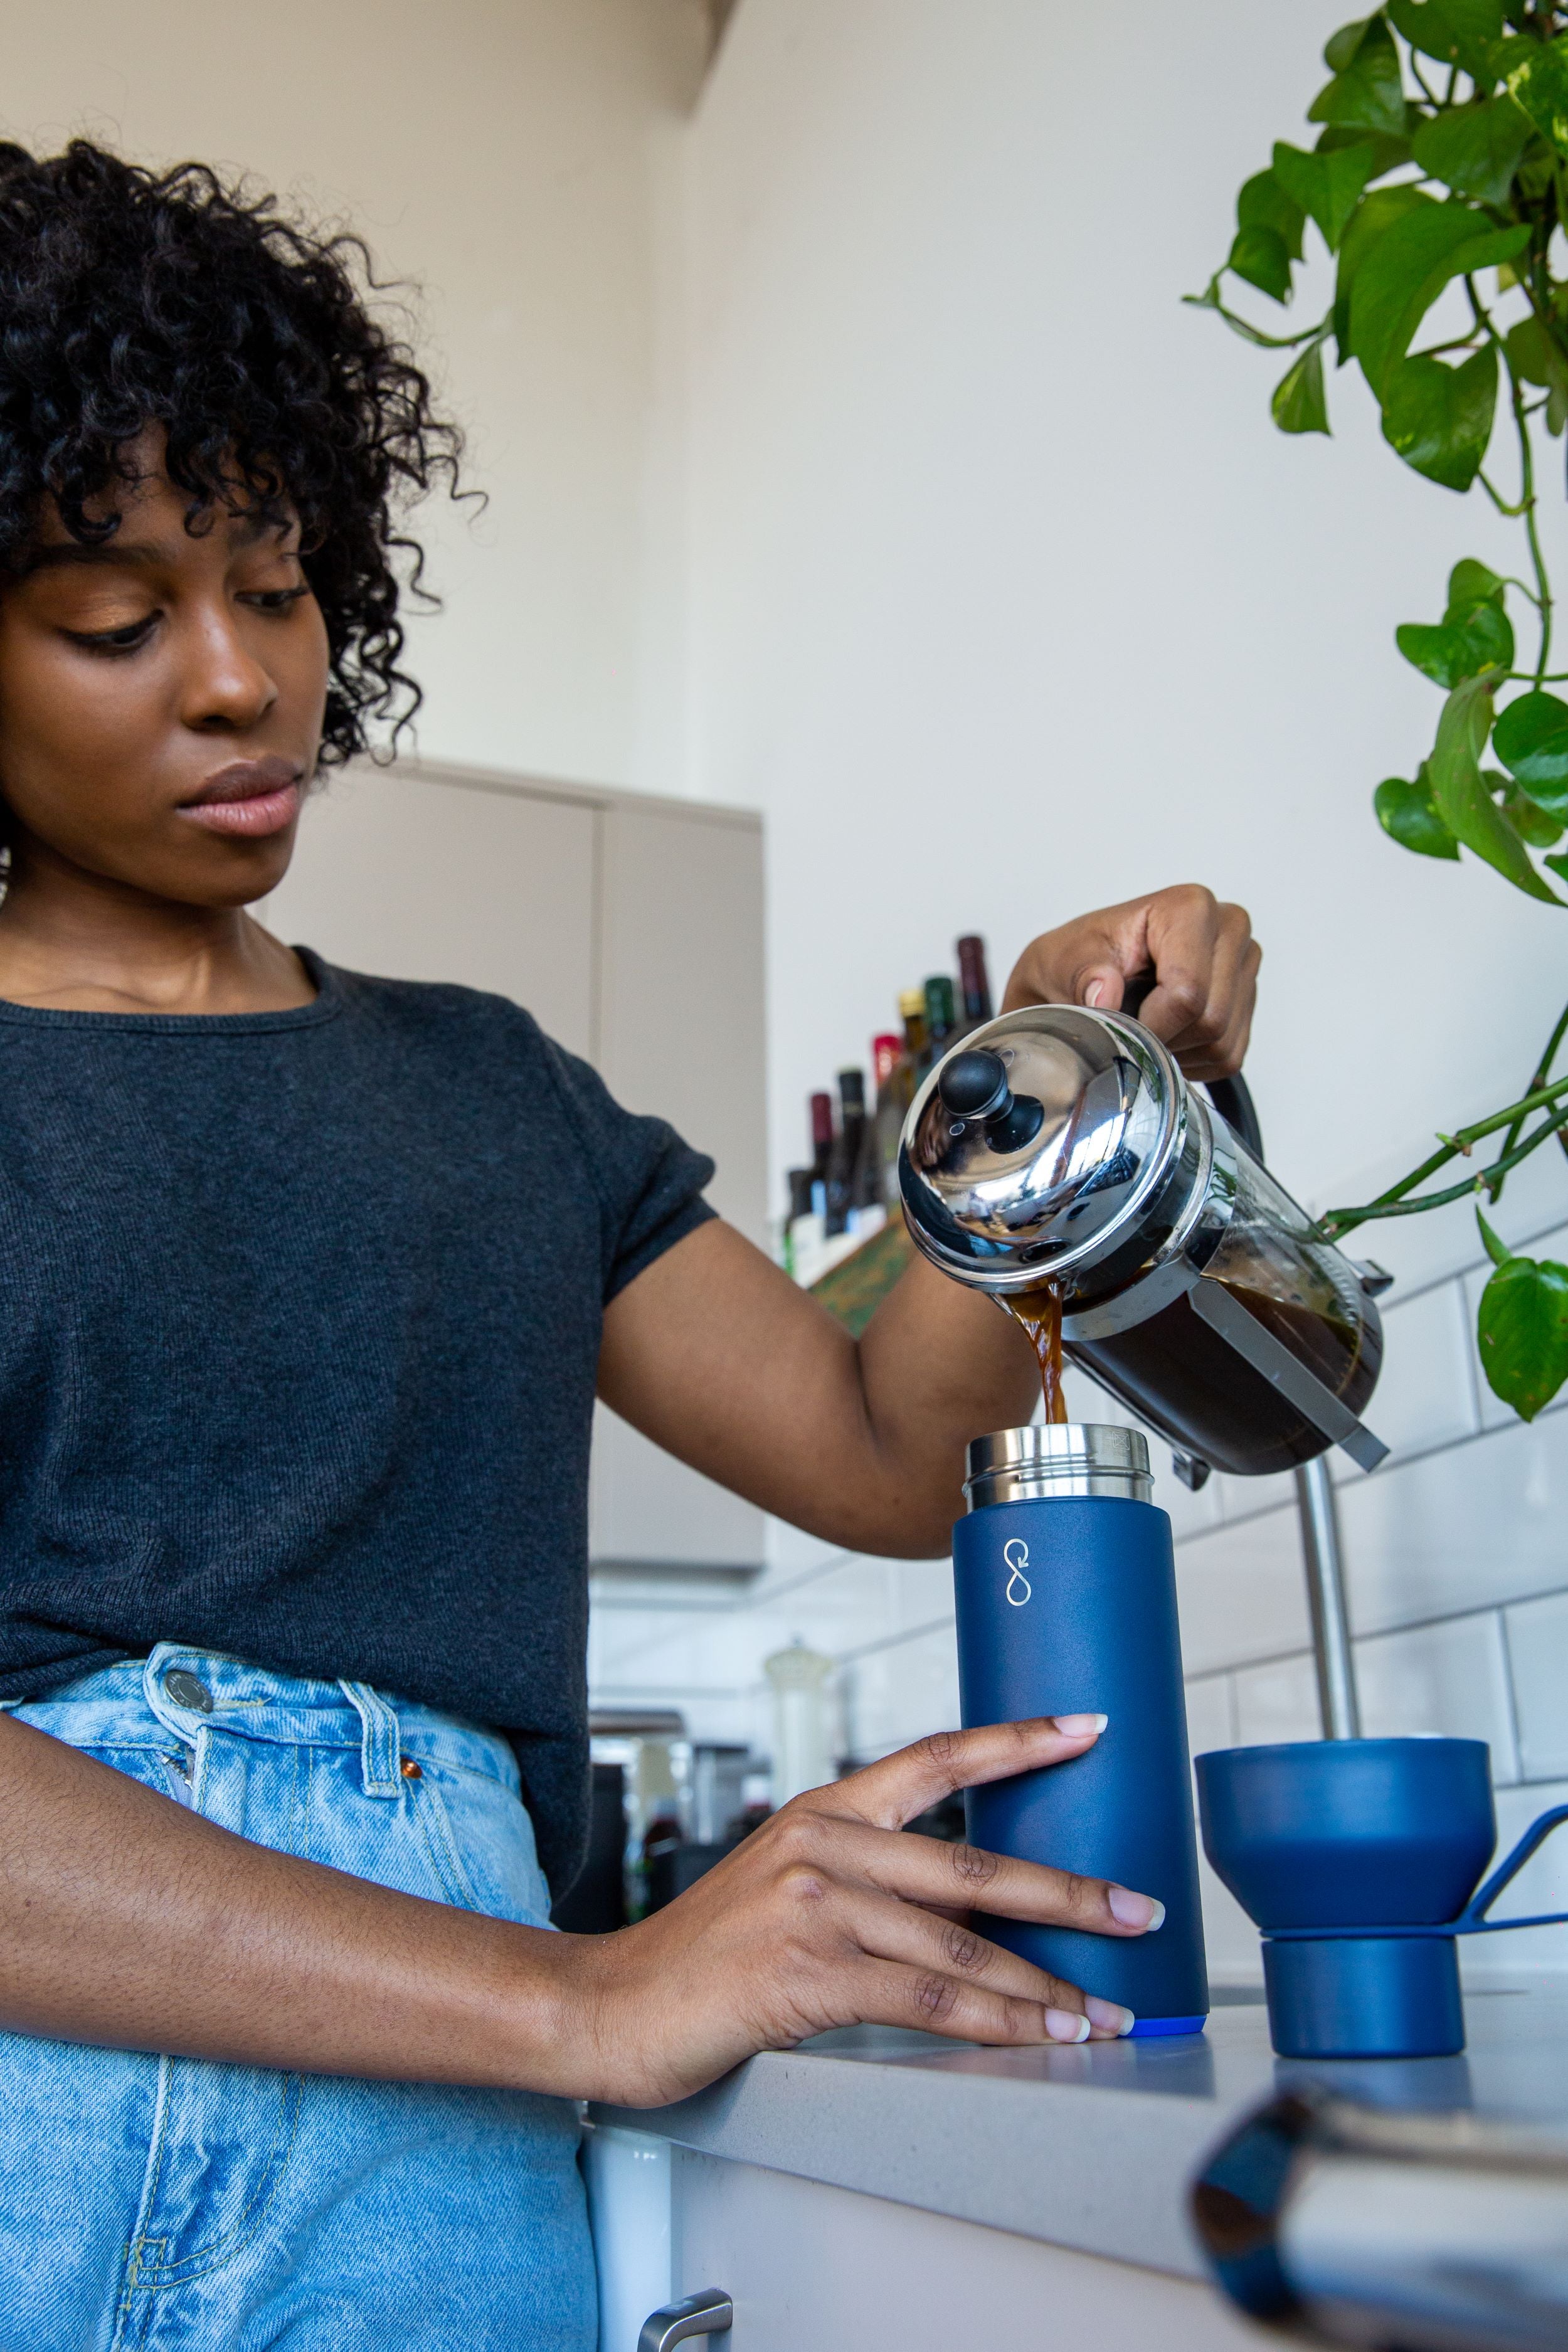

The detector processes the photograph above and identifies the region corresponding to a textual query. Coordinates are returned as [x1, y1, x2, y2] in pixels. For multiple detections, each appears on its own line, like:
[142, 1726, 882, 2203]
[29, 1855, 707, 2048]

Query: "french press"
[897, 1004, 1389, 1483]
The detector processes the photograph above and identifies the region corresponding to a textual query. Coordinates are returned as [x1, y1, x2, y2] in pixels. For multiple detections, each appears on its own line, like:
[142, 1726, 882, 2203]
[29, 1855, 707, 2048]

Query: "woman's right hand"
[551, 1715, 1166, 2108]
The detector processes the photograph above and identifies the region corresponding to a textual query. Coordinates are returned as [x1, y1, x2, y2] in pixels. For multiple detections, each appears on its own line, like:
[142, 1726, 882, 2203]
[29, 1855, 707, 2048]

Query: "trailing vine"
[1192, 1, 1568, 1419]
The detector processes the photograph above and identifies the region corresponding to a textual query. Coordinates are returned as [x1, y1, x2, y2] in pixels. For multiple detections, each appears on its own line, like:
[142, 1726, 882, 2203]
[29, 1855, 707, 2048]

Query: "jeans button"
[163, 1668, 213, 1714]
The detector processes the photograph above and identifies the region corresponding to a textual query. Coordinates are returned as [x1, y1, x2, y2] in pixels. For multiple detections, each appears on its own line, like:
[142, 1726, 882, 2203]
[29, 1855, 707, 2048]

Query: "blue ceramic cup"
[1196, 1739, 1568, 2058]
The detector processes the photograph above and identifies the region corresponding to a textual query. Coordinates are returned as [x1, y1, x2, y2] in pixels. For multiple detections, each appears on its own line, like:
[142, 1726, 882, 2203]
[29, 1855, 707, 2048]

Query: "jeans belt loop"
[339, 1680, 403, 1799]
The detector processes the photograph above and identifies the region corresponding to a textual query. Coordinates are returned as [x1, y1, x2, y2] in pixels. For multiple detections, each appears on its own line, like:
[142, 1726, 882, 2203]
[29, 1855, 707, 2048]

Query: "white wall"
[0, 0, 706, 792]
[676, 0, 1568, 1230]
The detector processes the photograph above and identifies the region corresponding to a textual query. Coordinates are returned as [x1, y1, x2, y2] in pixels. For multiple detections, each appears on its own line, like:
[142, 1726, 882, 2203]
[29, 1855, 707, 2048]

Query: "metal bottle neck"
[963, 1422, 1153, 1508]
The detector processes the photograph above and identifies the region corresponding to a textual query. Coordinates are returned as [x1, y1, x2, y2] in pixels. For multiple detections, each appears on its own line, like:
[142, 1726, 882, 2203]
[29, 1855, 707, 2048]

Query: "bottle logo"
[1002, 1538, 1032, 1608]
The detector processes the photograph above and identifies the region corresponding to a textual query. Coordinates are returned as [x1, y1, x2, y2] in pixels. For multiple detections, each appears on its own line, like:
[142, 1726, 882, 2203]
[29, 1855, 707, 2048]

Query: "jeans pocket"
[413, 1762, 553, 1929]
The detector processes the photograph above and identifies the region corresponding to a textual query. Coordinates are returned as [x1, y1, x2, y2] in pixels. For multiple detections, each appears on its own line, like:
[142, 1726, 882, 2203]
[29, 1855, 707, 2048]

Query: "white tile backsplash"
[1173, 1505, 1310, 1677]
[842, 1621, 961, 1760]
[1232, 1652, 1322, 1749]
[1182, 1672, 1236, 1761]
[1355, 1613, 1520, 1781]
[1338, 1406, 1568, 1635]
[1504, 1589, 1568, 1783]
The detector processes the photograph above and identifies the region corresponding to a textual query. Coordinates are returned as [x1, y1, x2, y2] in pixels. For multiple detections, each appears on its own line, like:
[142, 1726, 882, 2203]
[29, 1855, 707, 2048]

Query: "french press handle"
[1117, 967, 1264, 1157]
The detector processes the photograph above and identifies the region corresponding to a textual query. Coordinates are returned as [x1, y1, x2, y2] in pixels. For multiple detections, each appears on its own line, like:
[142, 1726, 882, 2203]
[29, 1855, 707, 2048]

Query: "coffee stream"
[1004, 1281, 1068, 1424]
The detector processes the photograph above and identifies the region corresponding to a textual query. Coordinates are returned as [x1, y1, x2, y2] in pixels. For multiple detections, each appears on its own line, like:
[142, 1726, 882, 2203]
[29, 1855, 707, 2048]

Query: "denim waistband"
[9, 1643, 521, 1798]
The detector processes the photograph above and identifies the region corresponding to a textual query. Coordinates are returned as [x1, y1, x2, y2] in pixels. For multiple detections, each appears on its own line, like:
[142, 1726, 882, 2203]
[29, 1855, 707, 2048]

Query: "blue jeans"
[0, 1644, 596, 2352]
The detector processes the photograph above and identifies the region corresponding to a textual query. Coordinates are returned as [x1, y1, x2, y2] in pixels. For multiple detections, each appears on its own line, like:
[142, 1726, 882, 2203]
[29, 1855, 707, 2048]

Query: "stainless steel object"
[898, 1006, 1387, 1481]
[638, 2288, 734, 2351]
[1193, 2087, 1568, 2350]
[1295, 1458, 1362, 1740]
[963, 1422, 1153, 1508]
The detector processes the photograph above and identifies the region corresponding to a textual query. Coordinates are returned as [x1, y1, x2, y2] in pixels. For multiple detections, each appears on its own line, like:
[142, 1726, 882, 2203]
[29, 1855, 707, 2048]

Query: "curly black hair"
[0, 138, 463, 765]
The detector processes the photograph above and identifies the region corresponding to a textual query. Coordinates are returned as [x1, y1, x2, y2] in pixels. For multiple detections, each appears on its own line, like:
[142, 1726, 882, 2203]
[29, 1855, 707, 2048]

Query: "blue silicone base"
[1127, 2014, 1207, 2038]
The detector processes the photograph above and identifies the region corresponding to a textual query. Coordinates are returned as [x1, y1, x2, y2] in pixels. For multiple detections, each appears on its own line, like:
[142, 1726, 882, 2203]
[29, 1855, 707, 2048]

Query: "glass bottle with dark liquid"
[898, 1007, 1387, 1482]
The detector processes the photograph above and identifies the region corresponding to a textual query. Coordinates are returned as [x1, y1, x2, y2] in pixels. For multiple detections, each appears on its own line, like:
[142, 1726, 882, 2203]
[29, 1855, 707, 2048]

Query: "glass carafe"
[898, 1005, 1386, 1481]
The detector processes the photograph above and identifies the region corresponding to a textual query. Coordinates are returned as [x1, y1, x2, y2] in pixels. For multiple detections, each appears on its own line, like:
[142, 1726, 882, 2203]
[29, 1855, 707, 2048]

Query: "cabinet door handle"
[637, 2286, 734, 2351]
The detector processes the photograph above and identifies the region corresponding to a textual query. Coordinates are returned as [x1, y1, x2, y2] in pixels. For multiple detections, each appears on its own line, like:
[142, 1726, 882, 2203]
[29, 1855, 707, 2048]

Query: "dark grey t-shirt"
[0, 951, 714, 1890]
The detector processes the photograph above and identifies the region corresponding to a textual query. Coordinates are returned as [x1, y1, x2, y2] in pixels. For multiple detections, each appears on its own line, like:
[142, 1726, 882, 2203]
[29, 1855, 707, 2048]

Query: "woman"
[0, 144, 1259, 2348]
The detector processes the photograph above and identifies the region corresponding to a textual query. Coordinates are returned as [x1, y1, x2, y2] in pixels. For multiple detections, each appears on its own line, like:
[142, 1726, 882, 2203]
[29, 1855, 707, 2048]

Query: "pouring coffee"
[898, 1004, 1388, 1481]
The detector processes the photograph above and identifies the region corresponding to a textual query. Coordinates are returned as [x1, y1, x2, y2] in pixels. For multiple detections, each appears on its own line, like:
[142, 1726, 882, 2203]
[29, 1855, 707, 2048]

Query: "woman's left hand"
[1002, 882, 1261, 1081]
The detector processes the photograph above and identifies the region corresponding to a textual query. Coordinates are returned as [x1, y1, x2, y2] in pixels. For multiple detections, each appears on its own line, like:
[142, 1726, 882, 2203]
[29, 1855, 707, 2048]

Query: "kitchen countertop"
[590, 1983, 1568, 2279]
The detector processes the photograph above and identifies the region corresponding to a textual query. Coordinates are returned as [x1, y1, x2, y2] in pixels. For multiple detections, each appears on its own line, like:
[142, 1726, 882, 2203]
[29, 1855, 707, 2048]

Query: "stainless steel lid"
[898, 1005, 1187, 1295]
[963, 1422, 1153, 1507]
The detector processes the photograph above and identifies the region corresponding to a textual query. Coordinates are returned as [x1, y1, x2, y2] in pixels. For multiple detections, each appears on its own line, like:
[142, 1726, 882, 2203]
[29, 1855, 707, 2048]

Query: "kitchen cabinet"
[585, 2127, 1264, 2352]
[263, 756, 767, 1574]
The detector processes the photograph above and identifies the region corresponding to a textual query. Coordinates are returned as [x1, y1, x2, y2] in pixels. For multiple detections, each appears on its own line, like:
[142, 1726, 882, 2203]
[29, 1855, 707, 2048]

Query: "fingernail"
[1084, 980, 1104, 1007]
[1052, 1713, 1108, 1737]
[1107, 1887, 1165, 1932]
[1084, 1996, 1136, 2037]
[1045, 2008, 1091, 2044]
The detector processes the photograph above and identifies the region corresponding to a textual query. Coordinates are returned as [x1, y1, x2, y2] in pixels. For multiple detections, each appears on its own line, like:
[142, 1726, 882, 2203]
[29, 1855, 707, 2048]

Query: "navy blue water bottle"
[954, 1422, 1209, 2035]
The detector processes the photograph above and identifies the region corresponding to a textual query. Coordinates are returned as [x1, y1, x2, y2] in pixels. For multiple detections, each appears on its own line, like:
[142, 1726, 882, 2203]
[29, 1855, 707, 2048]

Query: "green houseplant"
[1192, 0, 1568, 1419]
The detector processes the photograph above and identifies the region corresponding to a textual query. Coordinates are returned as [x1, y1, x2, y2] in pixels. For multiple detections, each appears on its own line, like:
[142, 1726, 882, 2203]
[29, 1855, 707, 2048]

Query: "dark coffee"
[1003, 1282, 1069, 1424]
[1070, 1274, 1382, 1478]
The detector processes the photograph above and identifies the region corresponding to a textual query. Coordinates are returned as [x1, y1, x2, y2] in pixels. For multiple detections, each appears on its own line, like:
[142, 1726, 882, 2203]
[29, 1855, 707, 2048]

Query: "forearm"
[852, 1251, 1039, 1552]
[599, 1223, 1037, 1558]
[0, 1713, 585, 2090]
[0, 1712, 1160, 2105]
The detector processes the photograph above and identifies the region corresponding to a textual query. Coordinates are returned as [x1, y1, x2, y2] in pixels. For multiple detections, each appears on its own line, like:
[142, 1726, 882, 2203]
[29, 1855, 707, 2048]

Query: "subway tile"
[1182, 1672, 1236, 1762]
[1338, 1408, 1568, 1634]
[842, 1623, 961, 1761]
[1329, 1277, 1477, 1480]
[1196, 1848, 1264, 1987]
[1504, 1589, 1568, 1783]
[1213, 1466, 1298, 1526]
[1173, 1507, 1310, 1677]
[887, 1555, 956, 1634]
[1463, 1219, 1568, 1432]
[1232, 1653, 1322, 1749]
[1354, 1612, 1519, 1783]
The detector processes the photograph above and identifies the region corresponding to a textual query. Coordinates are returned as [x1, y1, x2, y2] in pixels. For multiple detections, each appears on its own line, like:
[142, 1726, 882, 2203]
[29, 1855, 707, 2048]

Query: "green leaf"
[1453, 593, 1513, 667]
[1348, 198, 1530, 396]
[1272, 341, 1330, 433]
[1491, 689, 1568, 817]
[1498, 31, 1568, 155]
[1379, 344, 1499, 489]
[1490, 768, 1564, 845]
[1546, 849, 1568, 884]
[1273, 140, 1379, 250]
[1374, 768, 1462, 856]
[1446, 556, 1505, 613]
[1430, 675, 1564, 898]
[1503, 316, 1568, 433]
[1238, 169, 1306, 261]
[1476, 1209, 1511, 1268]
[1325, 17, 1373, 71]
[1229, 225, 1294, 304]
[1390, 0, 1503, 80]
[1411, 97, 1533, 204]
[1311, 15, 1409, 136]
[1476, 1250, 1568, 1417]
[1397, 622, 1468, 684]
[1316, 125, 1412, 177]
